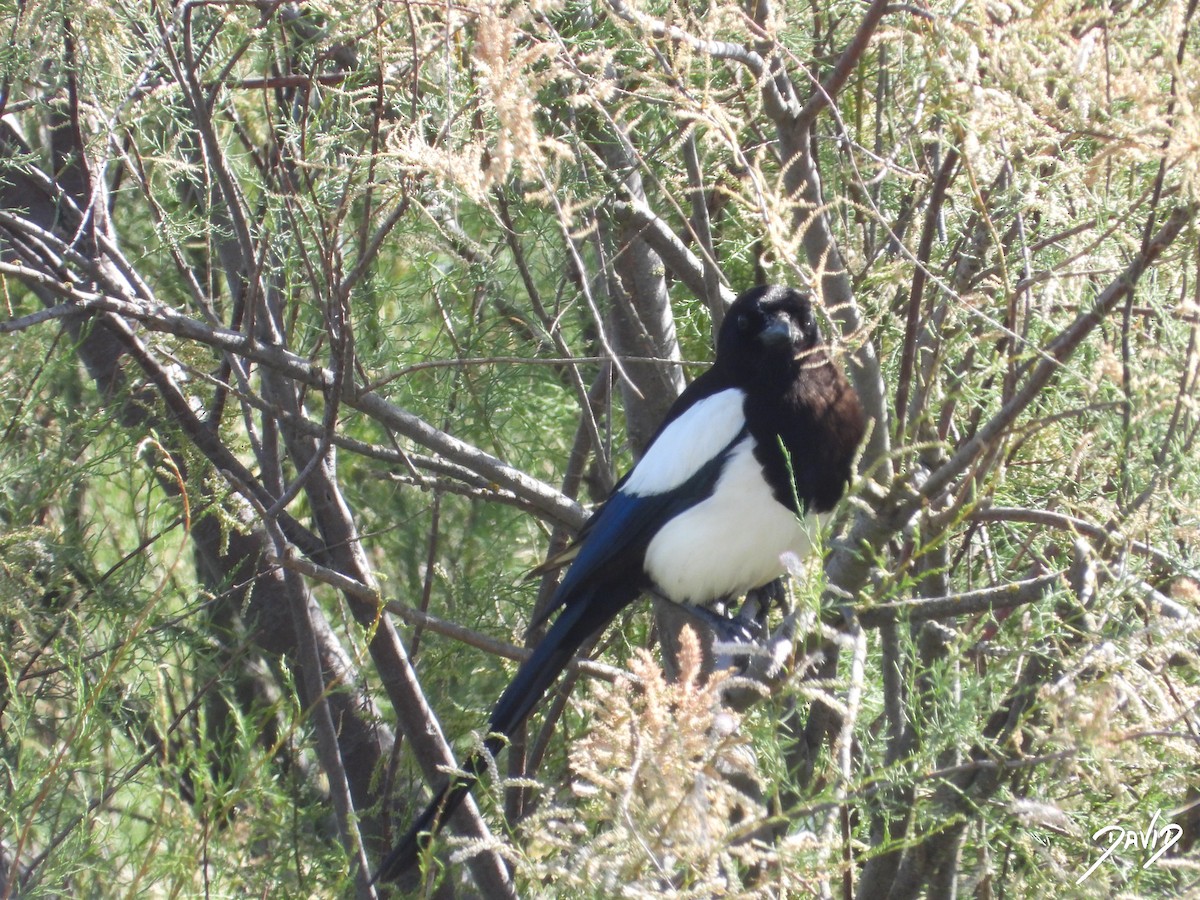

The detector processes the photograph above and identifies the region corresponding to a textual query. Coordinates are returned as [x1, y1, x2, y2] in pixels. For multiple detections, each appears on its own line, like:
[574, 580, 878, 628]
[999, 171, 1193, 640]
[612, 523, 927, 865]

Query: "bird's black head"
[717, 285, 823, 385]
[715, 284, 866, 514]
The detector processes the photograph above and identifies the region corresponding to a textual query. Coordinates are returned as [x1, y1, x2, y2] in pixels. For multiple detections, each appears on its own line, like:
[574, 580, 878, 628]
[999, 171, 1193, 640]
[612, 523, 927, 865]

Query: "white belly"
[642, 437, 819, 604]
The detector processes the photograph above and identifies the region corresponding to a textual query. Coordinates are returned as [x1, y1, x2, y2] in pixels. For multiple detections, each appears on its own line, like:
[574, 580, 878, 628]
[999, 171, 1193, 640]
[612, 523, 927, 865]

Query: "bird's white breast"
[642, 435, 820, 604]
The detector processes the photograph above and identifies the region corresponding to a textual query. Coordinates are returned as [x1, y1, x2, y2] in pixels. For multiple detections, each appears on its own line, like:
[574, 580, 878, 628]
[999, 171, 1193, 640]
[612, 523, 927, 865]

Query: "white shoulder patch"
[623, 388, 747, 497]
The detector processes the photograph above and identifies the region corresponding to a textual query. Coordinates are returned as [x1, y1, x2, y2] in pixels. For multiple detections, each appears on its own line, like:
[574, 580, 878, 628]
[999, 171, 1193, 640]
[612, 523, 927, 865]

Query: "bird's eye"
[735, 313, 751, 332]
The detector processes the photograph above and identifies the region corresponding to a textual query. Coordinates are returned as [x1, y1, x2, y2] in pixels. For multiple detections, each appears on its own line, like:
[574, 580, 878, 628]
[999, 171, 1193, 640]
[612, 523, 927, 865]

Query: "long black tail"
[374, 583, 635, 883]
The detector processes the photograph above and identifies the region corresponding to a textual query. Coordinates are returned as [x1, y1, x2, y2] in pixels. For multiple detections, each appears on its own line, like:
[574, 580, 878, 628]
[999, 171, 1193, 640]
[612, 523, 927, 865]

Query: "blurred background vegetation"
[1, 0, 1198, 896]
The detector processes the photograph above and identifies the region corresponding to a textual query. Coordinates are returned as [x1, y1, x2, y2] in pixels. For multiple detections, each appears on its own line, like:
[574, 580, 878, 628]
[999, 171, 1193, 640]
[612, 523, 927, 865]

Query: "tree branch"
[796, 0, 893, 126]
[856, 571, 1061, 628]
[911, 203, 1197, 519]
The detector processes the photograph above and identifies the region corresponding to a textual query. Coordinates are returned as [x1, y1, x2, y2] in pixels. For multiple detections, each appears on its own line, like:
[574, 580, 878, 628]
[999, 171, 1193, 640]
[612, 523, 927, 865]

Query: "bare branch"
[612, 194, 737, 312]
[682, 131, 729, 330]
[0, 274, 585, 529]
[797, 0, 893, 125]
[384, 601, 633, 687]
[856, 571, 1062, 628]
[970, 506, 1195, 578]
[604, 0, 765, 76]
[912, 203, 1197, 518]
[894, 148, 959, 436]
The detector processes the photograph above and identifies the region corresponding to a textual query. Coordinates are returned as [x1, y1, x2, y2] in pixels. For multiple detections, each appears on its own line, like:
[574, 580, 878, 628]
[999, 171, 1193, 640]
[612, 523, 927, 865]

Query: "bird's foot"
[676, 601, 761, 646]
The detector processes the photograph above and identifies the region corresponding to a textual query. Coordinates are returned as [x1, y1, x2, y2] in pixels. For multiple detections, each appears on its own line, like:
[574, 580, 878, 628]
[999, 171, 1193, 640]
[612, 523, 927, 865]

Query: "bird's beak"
[759, 314, 796, 348]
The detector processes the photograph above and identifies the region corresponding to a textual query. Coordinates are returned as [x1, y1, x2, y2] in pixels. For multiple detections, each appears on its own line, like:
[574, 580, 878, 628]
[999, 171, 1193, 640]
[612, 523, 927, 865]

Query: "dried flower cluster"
[521, 628, 770, 897]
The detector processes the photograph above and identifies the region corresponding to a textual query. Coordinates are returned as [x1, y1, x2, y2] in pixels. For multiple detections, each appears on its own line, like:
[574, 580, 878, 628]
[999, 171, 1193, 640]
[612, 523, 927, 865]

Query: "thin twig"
[797, 0, 893, 126]
[894, 147, 959, 436]
[969, 506, 1192, 577]
[856, 571, 1062, 628]
[384, 601, 632, 687]
[910, 203, 1196, 518]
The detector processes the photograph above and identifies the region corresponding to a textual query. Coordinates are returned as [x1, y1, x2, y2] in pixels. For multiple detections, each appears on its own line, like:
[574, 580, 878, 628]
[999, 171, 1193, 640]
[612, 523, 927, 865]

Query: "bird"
[375, 284, 866, 883]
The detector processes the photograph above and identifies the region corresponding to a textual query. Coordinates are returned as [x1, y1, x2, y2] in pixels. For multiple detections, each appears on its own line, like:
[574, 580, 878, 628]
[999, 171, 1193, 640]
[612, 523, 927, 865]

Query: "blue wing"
[532, 424, 747, 629]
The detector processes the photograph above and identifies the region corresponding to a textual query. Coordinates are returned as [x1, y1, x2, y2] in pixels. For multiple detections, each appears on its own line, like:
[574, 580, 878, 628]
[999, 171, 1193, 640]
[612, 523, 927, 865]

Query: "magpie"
[376, 284, 866, 882]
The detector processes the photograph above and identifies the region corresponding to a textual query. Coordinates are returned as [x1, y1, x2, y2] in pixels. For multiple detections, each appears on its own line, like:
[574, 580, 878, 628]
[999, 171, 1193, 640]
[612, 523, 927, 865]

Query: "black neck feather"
[743, 351, 865, 515]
